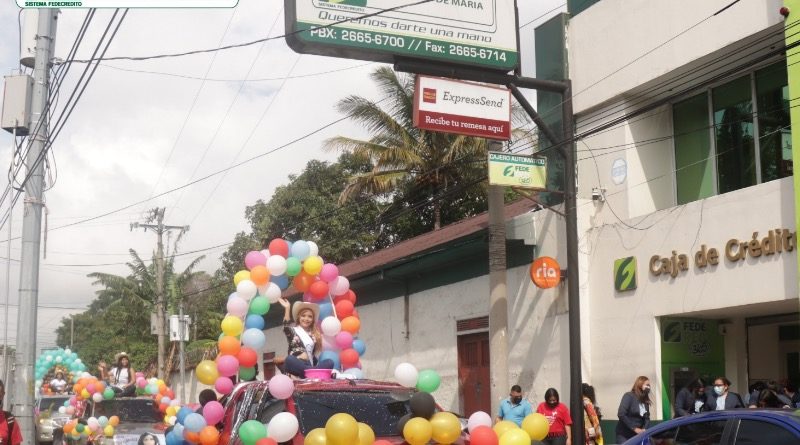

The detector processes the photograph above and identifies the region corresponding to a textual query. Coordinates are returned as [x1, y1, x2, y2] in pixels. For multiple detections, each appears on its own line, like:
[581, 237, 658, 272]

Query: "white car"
[36, 395, 72, 445]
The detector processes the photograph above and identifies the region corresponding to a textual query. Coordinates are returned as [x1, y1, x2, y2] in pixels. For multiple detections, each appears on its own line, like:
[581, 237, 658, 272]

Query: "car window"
[294, 390, 412, 437]
[650, 426, 678, 445]
[91, 399, 162, 423]
[38, 397, 70, 415]
[734, 419, 799, 445]
[674, 420, 727, 445]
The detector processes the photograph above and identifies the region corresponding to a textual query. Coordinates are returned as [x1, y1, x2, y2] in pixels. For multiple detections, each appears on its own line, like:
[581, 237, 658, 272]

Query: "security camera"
[591, 187, 605, 202]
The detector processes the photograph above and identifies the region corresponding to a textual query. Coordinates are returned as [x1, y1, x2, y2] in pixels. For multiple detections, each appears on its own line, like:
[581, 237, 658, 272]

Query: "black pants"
[112, 385, 135, 397]
[542, 435, 567, 445]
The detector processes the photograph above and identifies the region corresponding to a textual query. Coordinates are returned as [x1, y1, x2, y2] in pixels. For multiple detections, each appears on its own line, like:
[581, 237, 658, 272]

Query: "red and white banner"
[413, 75, 511, 140]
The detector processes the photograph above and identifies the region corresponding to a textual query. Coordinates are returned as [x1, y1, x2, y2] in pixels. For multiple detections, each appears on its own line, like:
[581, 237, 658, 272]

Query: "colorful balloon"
[416, 369, 441, 393]
[521, 413, 549, 441]
[403, 418, 432, 445]
[325, 413, 359, 445]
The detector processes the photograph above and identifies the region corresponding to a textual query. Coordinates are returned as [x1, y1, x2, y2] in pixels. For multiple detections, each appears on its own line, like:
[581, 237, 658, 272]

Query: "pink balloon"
[135, 372, 145, 379]
[335, 331, 353, 350]
[244, 251, 267, 270]
[86, 383, 96, 394]
[216, 355, 240, 377]
[332, 276, 350, 296]
[319, 263, 339, 283]
[202, 401, 224, 425]
[136, 378, 147, 388]
[215, 377, 233, 395]
[268, 374, 295, 400]
[226, 297, 248, 318]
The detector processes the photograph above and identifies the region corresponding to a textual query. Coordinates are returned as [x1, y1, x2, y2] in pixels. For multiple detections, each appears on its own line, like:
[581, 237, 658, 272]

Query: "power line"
[97, 61, 376, 82]
[519, 3, 566, 29]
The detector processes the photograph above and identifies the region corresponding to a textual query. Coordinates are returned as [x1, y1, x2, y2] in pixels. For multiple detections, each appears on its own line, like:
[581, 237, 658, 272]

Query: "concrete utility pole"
[487, 139, 509, 415]
[13, 9, 58, 445]
[131, 208, 188, 379]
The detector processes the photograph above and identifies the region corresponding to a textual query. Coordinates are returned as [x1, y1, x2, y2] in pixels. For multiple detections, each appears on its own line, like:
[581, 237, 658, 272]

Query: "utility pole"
[131, 208, 189, 379]
[13, 9, 58, 445]
[69, 315, 74, 349]
[487, 139, 508, 415]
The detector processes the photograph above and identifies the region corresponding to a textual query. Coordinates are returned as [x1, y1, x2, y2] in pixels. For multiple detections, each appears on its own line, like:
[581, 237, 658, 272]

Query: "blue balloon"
[166, 431, 182, 445]
[290, 240, 310, 261]
[245, 314, 265, 330]
[183, 413, 206, 433]
[176, 406, 194, 425]
[319, 303, 333, 320]
[172, 423, 185, 438]
[241, 328, 266, 350]
[272, 274, 289, 290]
[319, 351, 340, 370]
[352, 338, 366, 356]
[228, 292, 239, 302]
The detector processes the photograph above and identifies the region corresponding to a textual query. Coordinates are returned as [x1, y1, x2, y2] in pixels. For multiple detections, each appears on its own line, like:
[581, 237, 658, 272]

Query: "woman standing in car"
[616, 376, 652, 443]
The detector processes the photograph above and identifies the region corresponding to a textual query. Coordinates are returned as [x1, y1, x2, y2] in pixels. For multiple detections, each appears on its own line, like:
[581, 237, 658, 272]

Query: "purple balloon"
[319, 263, 339, 283]
[244, 251, 267, 270]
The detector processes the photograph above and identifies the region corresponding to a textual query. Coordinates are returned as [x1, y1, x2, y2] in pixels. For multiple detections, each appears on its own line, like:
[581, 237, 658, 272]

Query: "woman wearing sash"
[277, 298, 334, 378]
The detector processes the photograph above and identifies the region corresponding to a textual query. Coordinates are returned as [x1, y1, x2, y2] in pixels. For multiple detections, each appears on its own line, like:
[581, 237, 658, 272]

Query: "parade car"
[221, 379, 466, 445]
[621, 408, 800, 445]
[62, 398, 167, 445]
[36, 395, 72, 445]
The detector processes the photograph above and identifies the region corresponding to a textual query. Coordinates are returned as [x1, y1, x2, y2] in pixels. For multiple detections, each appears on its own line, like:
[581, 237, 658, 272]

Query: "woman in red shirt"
[536, 388, 573, 445]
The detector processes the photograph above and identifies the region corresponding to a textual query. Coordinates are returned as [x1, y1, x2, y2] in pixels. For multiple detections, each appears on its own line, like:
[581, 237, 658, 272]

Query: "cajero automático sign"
[487, 152, 547, 189]
[284, 0, 519, 72]
[530, 256, 561, 289]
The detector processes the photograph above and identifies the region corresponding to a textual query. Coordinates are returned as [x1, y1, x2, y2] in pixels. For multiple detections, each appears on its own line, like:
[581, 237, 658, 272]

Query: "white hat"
[291, 302, 320, 322]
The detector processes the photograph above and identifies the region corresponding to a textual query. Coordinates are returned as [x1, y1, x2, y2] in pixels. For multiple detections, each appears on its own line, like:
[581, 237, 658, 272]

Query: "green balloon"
[248, 296, 270, 316]
[416, 369, 441, 393]
[238, 366, 256, 381]
[285, 257, 302, 277]
[238, 420, 266, 445]
[103, 387, 115, 400]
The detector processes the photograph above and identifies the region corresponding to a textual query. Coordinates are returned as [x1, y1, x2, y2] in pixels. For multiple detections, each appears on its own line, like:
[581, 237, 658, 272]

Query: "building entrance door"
[458, 332, 490, 415]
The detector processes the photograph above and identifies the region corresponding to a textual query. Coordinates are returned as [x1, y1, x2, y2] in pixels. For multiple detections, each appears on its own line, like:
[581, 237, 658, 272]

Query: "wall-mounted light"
[780, 6, 790, 18]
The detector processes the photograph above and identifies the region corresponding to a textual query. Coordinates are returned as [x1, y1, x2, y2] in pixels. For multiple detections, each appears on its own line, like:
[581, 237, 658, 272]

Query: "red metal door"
[458, 332, 490, 415]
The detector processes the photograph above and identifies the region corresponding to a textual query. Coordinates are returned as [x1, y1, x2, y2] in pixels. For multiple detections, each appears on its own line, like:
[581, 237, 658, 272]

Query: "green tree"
[325, 66, 530, 232]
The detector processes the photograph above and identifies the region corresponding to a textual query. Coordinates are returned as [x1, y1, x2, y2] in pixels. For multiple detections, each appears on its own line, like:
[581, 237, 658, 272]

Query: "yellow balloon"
[195, 359, 220, 385]
[303, 428, 327, 445]
[356, 422, 375, 445]
[103, 426, 115, 438]
[430, 412, 461, 445]
[81, 389, 90, 399]
[500, 428, 531, 445]
[403, 417, 433, 445]
[521, 413, 549, 441]
[303, 256, 323, 275]
[493, 420, 518, 438]
[221, 315, 244, 337]
[325, 413, 359, 445]
[233, 270, 251, 286]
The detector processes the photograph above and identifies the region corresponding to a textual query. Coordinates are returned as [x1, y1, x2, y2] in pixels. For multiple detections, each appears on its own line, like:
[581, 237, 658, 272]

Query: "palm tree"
[326, 67, 531, 231]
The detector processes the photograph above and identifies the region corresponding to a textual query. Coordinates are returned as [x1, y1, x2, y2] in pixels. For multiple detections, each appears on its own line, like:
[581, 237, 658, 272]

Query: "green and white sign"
[285, 0, 519, 72]
[487, 152, 546, 188]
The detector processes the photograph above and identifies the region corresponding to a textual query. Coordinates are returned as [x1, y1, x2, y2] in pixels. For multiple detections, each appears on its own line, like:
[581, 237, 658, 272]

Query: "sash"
[294, 326, 316, 366]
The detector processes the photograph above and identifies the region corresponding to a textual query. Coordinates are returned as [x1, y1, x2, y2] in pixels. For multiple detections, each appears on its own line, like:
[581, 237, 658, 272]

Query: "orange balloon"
[72, 384, 84, 395]
[293, 272, 314, 292]
[249, 265, 270, 286]
[63, 422, 75, 434]
[185, 432, 200, 444]
[218, 336, 242, 356]
[340, 316, 361, 335]
[109, 416, 120, 427]
[159, 383, 168, 395]
[199, 426, 220, 445]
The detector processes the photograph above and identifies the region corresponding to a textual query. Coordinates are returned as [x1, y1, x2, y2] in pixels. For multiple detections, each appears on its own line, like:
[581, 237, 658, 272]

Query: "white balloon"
[267, 412, 299, 443]
[331, 276, 350, 296]
[322, 335, 337, 352]
[237, 279, 258, 300]
[394, 362, 418, 388]
[92, 393, 103, 403]
[264, 283, 282, 304]
[58, 407, 66, 414]
[307, 241, 319, 257]
[241, 328, 266, 351]
[64, 348, 72, 355]
[267, 255, 287, 276]
[320, 316, 341, 337]
[260, 249, 270, 259]
[467, 411, 493, 433]
[256, 284, 268, 297]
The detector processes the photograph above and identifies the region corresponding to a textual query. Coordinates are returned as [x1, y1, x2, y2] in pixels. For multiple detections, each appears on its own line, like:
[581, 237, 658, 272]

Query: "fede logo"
[530, 256, 561, 289]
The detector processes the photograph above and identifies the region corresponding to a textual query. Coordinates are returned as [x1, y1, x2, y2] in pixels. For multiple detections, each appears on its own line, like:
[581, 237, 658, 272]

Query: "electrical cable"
[519, 3, 566, 29]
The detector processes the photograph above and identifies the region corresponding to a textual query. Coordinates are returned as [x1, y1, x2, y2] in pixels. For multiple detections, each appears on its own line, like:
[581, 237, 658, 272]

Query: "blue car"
[620, 409, 800, 445]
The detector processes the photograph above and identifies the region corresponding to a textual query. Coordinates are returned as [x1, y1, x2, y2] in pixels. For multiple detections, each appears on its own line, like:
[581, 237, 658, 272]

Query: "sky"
[0, 0, 567, 352]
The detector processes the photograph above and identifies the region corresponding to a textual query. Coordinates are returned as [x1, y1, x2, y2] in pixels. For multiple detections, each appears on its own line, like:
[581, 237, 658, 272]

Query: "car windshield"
[294, 390, 412, 437]
[38, 397, 70, 415]
[90, 399, 162, 423]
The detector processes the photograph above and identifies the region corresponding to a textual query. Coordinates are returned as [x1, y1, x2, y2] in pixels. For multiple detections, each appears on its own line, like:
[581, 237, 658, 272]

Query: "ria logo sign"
[614, 256, 637, 291]
[530, 256, 561, 289]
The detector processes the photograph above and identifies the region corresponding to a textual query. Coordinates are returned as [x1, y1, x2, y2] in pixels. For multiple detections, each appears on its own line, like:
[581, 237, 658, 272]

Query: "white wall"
[568, 0, 784, 114]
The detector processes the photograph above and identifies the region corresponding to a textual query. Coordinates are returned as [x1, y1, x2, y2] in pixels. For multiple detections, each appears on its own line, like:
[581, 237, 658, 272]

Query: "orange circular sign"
[530, 256, 561, 289]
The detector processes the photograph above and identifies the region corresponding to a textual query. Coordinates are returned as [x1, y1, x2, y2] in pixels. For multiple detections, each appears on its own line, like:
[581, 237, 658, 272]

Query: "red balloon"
[340, 348, 359, 368]
[334, 300, 354, 320]
[293, 272, 314, 292]
[255, 439, 277, 445]
[469, 426, 499, 445]
[309, 281, 329, 299]
[333, 290, 356, 305]
[237, 347, 258, 368]
[268, 239, 289, 258]
[166, 389, 175, 399]
[158, 403, 168, 413]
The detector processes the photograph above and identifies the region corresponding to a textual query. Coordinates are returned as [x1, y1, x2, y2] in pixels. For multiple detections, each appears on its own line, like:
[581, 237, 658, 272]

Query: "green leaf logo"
[614, 256, 637, 291]
[503, 165, 514, 177]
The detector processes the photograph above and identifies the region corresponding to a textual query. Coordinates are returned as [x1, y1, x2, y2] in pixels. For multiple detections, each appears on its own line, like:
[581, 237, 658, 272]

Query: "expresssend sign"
[413, 75, 511, 140]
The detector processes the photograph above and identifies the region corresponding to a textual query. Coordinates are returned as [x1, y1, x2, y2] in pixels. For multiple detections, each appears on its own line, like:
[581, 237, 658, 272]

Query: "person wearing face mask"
[705, 376, 744, 410]
[536, 388, 573, 445]
[616, 376, 652, 443]
[674, 379, 706, 417]
[495, 385, 532, 427]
